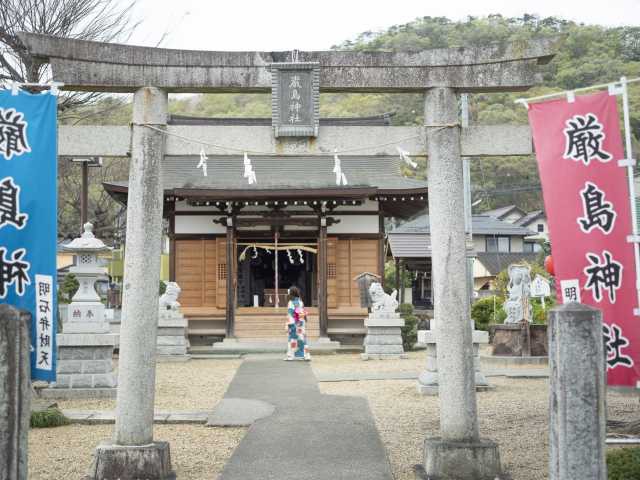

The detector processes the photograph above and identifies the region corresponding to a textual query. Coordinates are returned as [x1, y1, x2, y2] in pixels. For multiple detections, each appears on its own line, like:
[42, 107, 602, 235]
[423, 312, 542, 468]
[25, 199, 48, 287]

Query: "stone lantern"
[62, 222, 111, 333]
[46, 222, 118, 398]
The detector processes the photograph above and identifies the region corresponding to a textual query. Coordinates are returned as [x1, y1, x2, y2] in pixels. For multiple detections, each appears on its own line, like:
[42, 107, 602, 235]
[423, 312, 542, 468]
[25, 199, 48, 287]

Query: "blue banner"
[0, 89, 57, 382]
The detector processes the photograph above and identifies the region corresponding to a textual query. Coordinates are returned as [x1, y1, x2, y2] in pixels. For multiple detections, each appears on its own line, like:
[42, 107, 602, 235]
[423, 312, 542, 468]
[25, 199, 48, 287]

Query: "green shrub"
[30, 407, 70, 428]
[607, 447, 640, 480]
[471, 295, 505, 331]
[398, 303, 418, 351]
[530, 297, 556, 324]
[58, 273, 79, 304]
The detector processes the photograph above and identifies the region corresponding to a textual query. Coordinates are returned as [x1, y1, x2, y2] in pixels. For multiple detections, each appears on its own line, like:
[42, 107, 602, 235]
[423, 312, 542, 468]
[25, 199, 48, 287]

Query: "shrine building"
[104, 113, 427, 346]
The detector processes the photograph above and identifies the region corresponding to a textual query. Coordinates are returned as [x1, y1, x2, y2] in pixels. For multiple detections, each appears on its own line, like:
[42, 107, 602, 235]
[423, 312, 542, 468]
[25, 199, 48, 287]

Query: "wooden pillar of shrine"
[225, 214, 236, 338]
[378, 214, 385, 286]
[400, 261, 406, 304]
[168, 201, 176, 282]
[318, 213, 329, 338]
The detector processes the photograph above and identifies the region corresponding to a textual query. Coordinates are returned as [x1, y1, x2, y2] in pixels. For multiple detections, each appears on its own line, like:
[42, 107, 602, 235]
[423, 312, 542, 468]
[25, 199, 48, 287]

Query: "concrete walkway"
[215, 358, 394, 480]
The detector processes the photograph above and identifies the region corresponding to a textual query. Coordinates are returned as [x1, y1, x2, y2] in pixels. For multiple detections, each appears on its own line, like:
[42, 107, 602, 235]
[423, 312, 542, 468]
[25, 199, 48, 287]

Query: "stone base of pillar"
[89, 440, 175, 480]
[423, 437, 502, 480]
[417, 329, 493, 396]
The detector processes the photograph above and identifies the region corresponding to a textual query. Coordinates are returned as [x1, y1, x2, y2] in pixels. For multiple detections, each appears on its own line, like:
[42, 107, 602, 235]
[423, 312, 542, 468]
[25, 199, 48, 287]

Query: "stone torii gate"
[20, 32, 558, 479]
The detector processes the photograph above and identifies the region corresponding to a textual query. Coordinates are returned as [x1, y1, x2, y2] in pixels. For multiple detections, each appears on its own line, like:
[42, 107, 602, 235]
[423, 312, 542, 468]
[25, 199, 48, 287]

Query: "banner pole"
[620, 76, 640, 315]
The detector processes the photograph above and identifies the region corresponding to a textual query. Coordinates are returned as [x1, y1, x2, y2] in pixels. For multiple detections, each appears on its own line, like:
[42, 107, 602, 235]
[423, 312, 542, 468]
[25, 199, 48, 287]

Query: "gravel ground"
[29, 358, 245, 479]
[312, 351, 425, 375]
[28, 424, 245, 480]
[320, 377, 640, 480]
[28, 353, 640, 480]
[52, 358, 243, 411]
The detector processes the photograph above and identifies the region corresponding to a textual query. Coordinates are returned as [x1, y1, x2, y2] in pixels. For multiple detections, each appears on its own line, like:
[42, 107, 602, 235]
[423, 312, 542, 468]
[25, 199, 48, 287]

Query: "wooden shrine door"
[174, 238, 227, 309]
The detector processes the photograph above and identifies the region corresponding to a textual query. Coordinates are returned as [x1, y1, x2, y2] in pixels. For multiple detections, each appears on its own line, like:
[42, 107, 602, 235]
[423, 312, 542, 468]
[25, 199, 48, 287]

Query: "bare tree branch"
[0, 0, 140, 241]
[0, 0, 139, 110]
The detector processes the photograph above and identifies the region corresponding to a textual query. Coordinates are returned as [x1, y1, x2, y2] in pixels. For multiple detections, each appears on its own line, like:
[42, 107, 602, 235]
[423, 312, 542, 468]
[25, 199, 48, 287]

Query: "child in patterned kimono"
[285, 286, 311, 361]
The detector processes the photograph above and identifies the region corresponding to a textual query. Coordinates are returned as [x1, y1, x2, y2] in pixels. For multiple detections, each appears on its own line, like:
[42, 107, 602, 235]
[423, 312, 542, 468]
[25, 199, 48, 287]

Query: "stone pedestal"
[424, 438, 502, 480]
[417, 329, 491, 395]
[491, 323, 548, 357]
[361, 311, 406, 360]
[47, 334, 117, 397]
[89, 440, 175, 480]
[157, 308, 189, 359]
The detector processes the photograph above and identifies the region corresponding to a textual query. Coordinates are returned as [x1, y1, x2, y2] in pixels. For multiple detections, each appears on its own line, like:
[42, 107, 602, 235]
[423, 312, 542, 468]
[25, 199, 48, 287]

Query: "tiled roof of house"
[516, 210, 545, 226]
[475, 252, 540, 276]
[387, 213, 534, 258]
[391, 214, 535, 236]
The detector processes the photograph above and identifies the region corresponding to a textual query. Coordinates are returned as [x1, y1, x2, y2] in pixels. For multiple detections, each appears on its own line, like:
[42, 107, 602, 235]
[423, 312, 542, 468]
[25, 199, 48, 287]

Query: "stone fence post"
[0, 305, 31, 480]
[548, 302, 607, 480]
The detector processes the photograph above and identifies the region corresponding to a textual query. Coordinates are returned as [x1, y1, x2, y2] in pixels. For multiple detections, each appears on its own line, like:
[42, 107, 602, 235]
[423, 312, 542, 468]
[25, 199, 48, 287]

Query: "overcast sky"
[125, 0, 640, 51]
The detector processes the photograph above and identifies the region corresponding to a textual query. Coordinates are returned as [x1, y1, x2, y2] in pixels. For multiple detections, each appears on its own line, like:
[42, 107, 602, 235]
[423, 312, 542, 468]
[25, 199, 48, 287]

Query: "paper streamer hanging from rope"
[333, 152, 348, 186]
[197, 148, 208, 177]
[243, 152, 257, 184]
[397, 146, 417, 169]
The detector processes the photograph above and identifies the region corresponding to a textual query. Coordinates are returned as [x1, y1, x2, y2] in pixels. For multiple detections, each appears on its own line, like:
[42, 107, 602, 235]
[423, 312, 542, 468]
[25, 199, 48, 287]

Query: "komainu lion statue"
[368, 282, 399, 312]
[159, 282, 182, 311]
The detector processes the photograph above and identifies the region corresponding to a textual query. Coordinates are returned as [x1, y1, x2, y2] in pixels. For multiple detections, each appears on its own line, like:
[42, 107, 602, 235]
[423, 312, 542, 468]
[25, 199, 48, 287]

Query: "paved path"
[216, 358, 394, 480]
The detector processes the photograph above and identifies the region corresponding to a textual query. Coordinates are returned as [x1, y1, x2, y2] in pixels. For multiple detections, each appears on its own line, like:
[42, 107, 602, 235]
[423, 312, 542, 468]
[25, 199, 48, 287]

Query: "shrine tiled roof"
[104, 155, 427, 196]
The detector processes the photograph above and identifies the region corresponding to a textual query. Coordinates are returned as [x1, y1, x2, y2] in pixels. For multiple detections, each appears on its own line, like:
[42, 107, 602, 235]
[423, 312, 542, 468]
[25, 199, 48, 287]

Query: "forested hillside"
[61, 15, 640, 238]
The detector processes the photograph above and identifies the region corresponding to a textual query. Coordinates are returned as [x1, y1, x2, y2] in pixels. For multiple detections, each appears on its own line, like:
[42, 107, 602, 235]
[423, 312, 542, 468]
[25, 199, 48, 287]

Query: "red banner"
[529, 91, 639, 387]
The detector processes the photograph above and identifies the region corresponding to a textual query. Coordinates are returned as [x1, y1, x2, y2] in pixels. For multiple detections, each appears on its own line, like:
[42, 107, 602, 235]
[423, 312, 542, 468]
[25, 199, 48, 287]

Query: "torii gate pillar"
[423, 88, 501, 478]
[90, 87, 174, 479]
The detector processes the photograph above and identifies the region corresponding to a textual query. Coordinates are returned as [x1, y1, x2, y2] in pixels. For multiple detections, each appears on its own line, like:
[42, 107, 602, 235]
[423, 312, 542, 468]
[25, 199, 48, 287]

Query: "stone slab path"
[216, 358, 394, 480]
[62, 410, 208, 424]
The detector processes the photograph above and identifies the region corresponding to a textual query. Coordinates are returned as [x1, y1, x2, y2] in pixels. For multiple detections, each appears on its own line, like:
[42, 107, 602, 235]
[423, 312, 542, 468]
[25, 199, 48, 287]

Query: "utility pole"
[71, 157, 103, 232]
[461, 94, 474, 306]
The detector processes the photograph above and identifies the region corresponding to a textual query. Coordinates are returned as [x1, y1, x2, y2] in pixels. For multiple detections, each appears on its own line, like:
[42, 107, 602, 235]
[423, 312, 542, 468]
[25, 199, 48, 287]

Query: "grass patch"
[30, 408, 70, 428]
[607, 447, 640, 480]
